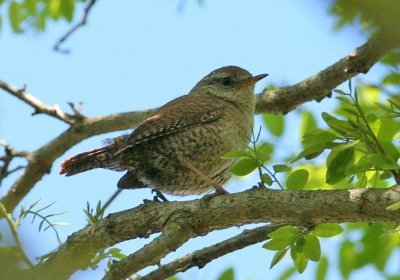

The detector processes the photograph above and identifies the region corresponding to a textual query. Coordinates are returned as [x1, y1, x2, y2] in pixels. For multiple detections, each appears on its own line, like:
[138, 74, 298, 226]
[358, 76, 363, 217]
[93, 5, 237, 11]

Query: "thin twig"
[0, 142, 30, 185]
[0, 81, 80, 124]
[53, 0, 98, 53]
[99, 189, 123, 215]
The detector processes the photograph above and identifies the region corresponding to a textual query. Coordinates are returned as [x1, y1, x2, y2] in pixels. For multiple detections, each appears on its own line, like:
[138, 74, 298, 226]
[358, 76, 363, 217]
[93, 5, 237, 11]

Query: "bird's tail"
[60, 147, 115, 176]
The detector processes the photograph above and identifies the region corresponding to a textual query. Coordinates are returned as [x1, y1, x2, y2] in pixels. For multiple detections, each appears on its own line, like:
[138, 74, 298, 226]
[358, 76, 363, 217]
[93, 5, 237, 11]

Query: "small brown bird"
[60, 66, 267, 196]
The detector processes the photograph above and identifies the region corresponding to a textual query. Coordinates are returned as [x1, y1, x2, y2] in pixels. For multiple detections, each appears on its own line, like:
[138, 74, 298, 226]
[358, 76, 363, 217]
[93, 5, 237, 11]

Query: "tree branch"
[1, 33, 399, 212]
[140, 224, 282, 280]
[255, 31, 400, 114]
[53, 0, 98, 54]
[0, 110, 155, 211]
[0, 141, 30, 186]
[0, 81, 79, 124]
[24, 186, 400, 280]
[104, 210, 196, 280]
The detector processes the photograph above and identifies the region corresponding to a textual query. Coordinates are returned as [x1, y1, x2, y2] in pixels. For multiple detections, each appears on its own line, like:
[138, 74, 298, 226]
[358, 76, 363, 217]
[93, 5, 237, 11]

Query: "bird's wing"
[120, 94, 224, 151]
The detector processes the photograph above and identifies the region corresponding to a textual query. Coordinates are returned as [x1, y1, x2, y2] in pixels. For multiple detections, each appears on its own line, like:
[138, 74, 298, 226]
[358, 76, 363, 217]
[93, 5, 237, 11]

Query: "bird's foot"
[151, 189, 169, 202]
[213, 185, 229, 195]
[201, 188, 229, 205]
[251, 181, 274, 191]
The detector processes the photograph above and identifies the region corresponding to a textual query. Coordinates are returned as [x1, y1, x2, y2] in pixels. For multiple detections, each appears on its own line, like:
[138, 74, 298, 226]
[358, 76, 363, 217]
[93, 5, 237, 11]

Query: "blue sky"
[0, 1, 394, 279]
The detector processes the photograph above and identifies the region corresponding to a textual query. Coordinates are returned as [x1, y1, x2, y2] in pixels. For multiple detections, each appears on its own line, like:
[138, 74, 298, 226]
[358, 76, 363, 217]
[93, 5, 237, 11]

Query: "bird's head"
[190, 66, 267, 109]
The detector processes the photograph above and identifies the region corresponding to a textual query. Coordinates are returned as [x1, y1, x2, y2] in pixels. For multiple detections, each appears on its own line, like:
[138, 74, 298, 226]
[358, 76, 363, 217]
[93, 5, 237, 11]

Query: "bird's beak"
[237, 73, 268, 88]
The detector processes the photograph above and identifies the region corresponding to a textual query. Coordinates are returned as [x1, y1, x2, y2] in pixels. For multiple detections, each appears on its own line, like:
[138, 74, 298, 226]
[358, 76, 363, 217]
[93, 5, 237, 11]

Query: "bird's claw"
[151, 189, 169, 202]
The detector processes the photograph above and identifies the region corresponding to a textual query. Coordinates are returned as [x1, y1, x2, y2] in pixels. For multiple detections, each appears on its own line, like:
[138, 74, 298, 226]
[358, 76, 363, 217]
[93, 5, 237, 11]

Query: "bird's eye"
[221, 77, 234, 86]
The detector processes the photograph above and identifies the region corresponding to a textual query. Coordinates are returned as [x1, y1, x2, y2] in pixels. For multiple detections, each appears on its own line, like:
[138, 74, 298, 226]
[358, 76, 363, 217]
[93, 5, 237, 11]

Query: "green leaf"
[294, 254, 308, 273]
[389, 98, 400, 110]
[230, 158, 258, 176]
[333, 141, 360, 154]
[218, 267, 234, 280]
[383, 72, 400, 85]
[9, 1, 23, 33]
[294, 236, 305, 253]
[293, 129, 339, 163]
[48, 0, 61, 19]
[292, 143, 330, 163]
[300, 111, 317, 137]
[386, 201, 400, 211]
[316, 256, 328, 280]
[333, 89, 347, 95]
[379, 171, 392, 180]
[263, 113, 285, 137]
[107, 248, 127, 259]
[321, 112, 357, 136]
[355, 153, 399, 172]
[264, 226, 300, 251]
[277, 267, 297, 280]
[353, 154, 374, 172]
[222, 150, 248, 159]
[339, 241, 355, 279]
[381, 51, 400, 66]
[255, 143, 273, 162]
[61, 0, 74, 22]
[336, 96, 354, 106]
[36, 10, 47, 31]
[356, 174, 368, 188]
[286, 169, 309, 189]
[368, 154, 400, 170]
[312, 223, 343, 237]
[340, 107, 359, 117]
[303, 234, 321, 261]
[25, 0, 38, 14]
[263, 237, 295, 251]
[376, 102, 392, 112]
[51, 222, 69, 227]
[381, 140, 400, 161]
[326, 148, 355, 185]
[291, 246, 308, 273]
[273, 164, 290, 173]
[303, 128, 338, 146]
[261, 173, 273, 186]
[270, 249, 288, 269]
[268, 225, 301, 239]
[366, 113, 378, 123]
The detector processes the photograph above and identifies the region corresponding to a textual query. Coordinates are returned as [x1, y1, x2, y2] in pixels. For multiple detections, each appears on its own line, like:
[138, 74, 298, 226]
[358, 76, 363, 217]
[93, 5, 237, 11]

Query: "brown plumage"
[60, 66, 267, 195]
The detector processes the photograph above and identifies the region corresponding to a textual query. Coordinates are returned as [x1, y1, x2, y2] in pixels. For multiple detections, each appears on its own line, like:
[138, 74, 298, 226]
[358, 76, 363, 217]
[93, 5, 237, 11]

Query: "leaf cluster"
[294, 84, 400, 188]
[6, 0, 78, 33]
[263, 224, 342, 274]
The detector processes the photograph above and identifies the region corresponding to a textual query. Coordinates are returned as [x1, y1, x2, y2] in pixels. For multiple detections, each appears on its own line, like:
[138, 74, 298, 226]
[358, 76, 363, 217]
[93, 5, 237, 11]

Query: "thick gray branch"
[24, 186, 400, 279]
